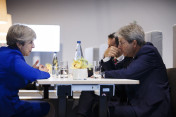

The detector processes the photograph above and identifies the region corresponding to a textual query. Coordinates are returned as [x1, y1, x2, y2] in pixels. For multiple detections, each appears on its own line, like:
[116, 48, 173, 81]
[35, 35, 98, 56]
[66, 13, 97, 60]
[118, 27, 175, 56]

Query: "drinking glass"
[59, 61, 69, 78]
[93, 61, 101, 78]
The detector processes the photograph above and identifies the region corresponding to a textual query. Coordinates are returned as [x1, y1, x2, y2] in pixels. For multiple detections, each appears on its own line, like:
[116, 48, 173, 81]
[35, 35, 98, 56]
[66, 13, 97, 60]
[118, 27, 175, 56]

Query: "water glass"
[93, 61, 101, 78]
[59, 61, 69, 78]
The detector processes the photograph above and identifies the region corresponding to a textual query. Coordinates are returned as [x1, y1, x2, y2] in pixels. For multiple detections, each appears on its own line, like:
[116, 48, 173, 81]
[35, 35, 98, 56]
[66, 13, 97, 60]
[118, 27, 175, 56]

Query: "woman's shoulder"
[0, 47, 21, 55]
[0, 47, 23, 62]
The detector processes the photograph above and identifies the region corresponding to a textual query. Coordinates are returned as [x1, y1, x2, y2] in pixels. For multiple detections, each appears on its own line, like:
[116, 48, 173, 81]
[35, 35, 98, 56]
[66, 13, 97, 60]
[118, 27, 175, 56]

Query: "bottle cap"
[77, 41, 81, 43]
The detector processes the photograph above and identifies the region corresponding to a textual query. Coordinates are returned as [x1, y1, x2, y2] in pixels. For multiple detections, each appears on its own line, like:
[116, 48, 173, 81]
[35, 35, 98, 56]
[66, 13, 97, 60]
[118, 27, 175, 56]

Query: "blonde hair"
[6, 24, 36, 47]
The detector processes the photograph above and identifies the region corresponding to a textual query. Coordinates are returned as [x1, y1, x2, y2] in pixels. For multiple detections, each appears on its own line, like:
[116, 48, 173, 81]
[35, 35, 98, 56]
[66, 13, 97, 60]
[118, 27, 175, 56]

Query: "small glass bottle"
[74, 41, 83, 60]
[52, 52, 58, 77]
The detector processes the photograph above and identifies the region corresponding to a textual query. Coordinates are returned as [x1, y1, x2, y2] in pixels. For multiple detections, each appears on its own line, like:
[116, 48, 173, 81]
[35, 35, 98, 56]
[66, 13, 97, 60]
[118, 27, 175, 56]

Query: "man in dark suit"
[77, 33, 133, 117]
[105, 22, 171, 117]
[77, 22, 171, 117]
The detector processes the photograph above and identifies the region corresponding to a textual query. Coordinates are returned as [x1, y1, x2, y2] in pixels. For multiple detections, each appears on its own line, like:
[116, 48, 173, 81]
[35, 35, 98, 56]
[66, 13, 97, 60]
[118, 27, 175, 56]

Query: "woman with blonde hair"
[0, 24, 54, 117]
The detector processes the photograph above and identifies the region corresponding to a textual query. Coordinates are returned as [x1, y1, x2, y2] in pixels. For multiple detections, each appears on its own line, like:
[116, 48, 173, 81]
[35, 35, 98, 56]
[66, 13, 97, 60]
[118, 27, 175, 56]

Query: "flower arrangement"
[71, 57, 90, 69]
[71, 57, 91, 80]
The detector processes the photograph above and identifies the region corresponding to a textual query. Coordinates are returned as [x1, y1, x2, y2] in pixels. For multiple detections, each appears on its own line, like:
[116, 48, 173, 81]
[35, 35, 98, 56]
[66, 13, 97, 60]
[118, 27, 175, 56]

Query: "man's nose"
[32, 43, 35, 48]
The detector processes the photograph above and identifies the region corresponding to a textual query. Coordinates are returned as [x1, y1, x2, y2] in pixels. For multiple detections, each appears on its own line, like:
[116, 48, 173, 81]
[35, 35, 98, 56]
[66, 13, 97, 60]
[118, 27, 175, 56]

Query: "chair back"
[167, 68, 176, 117]
[145, 31, 162, 57]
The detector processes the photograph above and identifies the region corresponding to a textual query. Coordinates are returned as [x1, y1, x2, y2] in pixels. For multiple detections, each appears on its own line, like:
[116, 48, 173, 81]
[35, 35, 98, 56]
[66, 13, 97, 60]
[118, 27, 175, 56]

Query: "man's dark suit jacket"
[105, 42, 171, 117]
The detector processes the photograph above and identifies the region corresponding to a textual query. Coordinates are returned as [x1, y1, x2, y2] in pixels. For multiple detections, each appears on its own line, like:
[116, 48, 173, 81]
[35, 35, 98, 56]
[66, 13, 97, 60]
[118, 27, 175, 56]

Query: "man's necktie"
[113, 58, 118, 65]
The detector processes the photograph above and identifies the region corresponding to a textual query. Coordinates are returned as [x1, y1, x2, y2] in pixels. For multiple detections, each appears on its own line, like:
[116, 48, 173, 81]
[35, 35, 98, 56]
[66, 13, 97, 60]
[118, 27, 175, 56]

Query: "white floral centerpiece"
[71, 57, 90, 80]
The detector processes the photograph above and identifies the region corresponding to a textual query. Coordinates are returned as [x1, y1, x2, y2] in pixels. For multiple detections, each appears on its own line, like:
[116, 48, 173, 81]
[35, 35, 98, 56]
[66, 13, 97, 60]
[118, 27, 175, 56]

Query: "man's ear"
[133, 40, 137, 48]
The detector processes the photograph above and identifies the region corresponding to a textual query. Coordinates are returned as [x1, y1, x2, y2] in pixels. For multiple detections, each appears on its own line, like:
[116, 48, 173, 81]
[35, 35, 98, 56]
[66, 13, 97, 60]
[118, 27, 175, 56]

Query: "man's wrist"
[103, 57, 111, 62]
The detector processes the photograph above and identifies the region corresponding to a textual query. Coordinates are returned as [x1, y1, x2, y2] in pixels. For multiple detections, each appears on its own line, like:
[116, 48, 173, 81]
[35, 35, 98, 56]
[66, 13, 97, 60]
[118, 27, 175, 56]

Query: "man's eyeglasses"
[119, 41, 126, 46]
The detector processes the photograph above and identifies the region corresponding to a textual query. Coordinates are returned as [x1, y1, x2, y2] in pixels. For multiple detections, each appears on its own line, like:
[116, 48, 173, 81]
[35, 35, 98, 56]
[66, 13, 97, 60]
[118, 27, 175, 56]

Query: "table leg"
[99, 85, 114, 117]
[43, 85, 50, 99]
[99, 96, 108, 117]
[57, 85, 72, 117]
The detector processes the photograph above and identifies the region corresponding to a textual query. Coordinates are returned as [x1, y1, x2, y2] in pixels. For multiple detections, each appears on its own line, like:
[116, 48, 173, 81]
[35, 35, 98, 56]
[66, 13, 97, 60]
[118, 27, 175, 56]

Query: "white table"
[37, 77, 139, 117]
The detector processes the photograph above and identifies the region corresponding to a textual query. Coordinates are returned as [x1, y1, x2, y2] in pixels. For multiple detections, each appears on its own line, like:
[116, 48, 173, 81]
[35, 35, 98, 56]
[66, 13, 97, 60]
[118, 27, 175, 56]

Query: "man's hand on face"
[104, 46, 121, 58]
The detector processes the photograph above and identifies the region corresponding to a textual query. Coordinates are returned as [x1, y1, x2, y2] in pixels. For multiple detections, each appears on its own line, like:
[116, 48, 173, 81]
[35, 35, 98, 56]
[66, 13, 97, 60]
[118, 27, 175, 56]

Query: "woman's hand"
[32, 60, 39, 69]
[33, 60, 49, 72]
[39, 65, 49, 72]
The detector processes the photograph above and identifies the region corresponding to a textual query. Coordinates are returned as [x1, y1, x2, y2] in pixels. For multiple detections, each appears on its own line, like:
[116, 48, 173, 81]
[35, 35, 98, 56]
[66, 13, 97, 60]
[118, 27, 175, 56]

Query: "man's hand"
[104, 46, 121, 58]
[32, 60, 39, 69]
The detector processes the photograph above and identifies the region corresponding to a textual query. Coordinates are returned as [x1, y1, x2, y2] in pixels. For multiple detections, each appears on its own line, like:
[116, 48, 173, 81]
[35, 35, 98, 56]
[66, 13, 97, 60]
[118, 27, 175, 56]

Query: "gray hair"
[117, 22, 145, 46]
[6, 24, 36, 47]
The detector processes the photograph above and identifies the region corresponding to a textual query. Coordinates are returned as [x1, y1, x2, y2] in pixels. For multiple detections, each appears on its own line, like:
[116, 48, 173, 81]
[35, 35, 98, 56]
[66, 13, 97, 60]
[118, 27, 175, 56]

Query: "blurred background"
[3, 0, 176, 68]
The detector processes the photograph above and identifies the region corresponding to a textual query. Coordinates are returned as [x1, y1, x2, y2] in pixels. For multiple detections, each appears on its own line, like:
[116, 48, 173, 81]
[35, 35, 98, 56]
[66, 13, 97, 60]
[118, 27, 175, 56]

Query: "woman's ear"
[16, 42, 22, 50]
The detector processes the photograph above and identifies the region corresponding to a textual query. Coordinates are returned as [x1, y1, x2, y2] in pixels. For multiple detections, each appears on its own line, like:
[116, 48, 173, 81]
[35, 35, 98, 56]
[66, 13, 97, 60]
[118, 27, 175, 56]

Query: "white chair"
[84, 47, 99, 64]
[145, 31, 163, 57]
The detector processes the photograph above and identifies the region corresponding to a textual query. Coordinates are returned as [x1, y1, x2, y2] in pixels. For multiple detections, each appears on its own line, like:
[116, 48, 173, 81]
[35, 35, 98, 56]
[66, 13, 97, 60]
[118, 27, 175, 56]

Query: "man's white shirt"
[103, 55, 124, 63]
